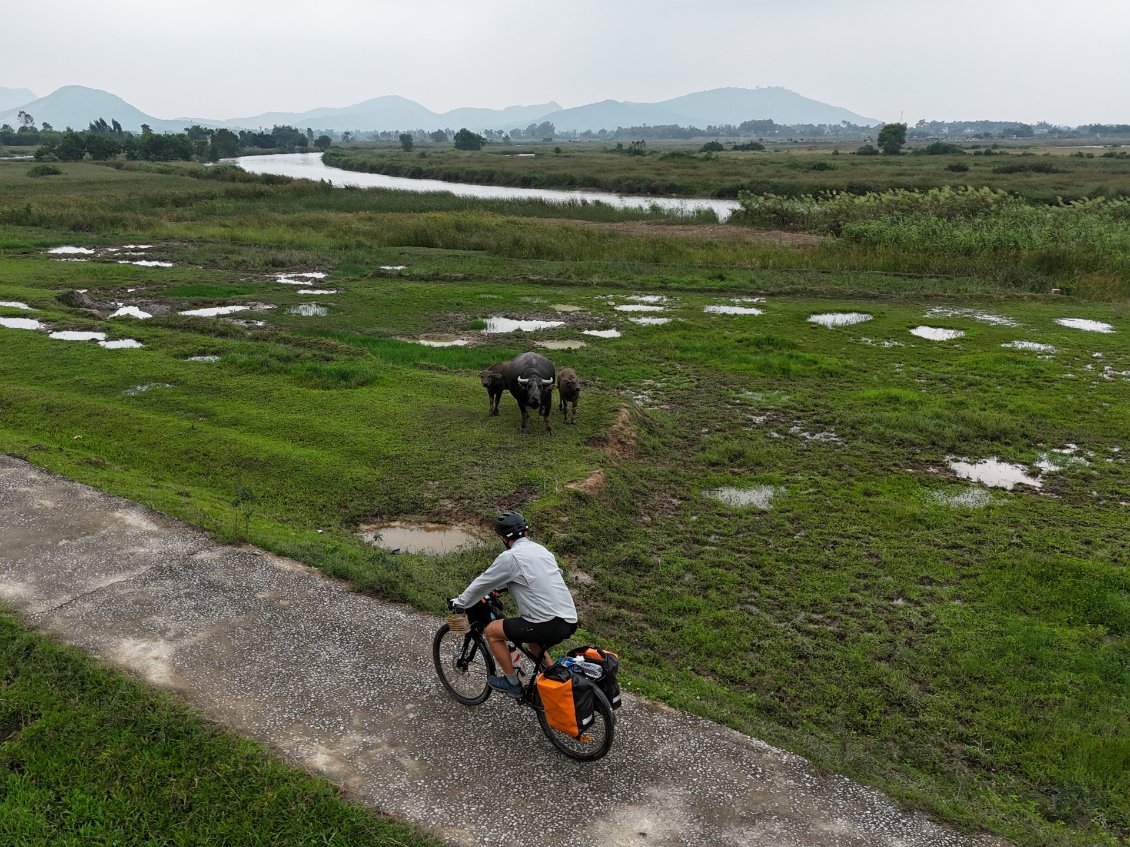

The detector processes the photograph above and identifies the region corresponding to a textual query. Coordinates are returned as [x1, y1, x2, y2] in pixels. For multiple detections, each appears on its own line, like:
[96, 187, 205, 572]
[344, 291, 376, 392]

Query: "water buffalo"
[557, 368, 580, 424]
[499, 351, 556, 433]
[480, 363, 505, 416]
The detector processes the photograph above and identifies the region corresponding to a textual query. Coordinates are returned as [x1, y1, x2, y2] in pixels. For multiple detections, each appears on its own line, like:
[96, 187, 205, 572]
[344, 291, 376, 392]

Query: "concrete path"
[0, 456, 1009, 847]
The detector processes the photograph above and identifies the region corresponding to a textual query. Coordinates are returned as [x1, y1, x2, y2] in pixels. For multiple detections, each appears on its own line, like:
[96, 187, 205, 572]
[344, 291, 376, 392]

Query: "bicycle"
[432, 593, 615, 761]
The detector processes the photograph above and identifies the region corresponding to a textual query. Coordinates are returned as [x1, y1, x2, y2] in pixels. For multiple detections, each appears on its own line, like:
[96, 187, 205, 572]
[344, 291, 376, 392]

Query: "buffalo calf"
[480, 363, 505, 416]
[556, 368, 580, 424]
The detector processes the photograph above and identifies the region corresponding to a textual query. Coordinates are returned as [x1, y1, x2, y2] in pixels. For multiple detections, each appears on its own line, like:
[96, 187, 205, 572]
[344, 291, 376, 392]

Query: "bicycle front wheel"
[536, 685, 615, 761]
[433, 624, 494, 705]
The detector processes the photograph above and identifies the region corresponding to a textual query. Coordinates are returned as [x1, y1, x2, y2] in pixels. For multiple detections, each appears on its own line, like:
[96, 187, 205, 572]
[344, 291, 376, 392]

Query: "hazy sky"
[8, 0, 1129, 125]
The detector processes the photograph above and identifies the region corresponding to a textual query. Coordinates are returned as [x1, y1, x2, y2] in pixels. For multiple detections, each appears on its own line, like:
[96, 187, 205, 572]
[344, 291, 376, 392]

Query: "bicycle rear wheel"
[536, 685, 615, 761]
[433, 624, 494, 705]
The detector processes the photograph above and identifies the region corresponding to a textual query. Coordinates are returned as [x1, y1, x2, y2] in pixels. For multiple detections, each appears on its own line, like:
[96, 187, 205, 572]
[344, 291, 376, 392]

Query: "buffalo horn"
[517, 376, 529, 384]
[541, 378, 553, 385]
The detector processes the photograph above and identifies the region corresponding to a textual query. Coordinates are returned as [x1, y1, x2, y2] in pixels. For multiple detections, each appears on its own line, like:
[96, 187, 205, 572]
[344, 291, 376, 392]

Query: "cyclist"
[450, 511, 577, 698]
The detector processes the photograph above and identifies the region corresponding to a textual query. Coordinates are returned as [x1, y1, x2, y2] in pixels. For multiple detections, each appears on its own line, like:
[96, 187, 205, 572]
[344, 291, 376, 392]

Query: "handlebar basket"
[447, 612, 470, 633]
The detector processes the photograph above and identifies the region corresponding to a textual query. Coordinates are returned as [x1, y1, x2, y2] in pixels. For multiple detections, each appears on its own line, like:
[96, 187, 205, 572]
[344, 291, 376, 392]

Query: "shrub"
[810, 161, 836, 171]
[731, 141, 765, 152]
[991, 162, 1061, 174]
[945, 162, 970, 173]
[27, 163, 63, 177]
[855, 144, 880, 156]
[912, 142, 965, 156]
[699, 141, 725, 153]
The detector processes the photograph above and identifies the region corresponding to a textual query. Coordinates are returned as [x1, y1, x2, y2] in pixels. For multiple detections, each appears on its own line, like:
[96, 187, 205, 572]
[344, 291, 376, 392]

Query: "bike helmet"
[494, 510, 529, 539]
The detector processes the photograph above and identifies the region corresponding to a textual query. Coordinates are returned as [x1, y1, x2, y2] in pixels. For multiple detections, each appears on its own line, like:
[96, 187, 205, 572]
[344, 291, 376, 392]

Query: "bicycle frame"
[460, 619, 551, 708]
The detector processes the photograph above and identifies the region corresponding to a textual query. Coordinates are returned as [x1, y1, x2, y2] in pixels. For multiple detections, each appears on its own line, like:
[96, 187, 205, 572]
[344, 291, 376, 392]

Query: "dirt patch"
[567, 469, 606, 495]
[603, 407, 639, 458]
[546, 219, 826, 247]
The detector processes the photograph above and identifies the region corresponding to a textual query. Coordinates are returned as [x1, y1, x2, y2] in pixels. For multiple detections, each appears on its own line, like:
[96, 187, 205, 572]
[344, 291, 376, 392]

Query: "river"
[233, 152, 740, 221]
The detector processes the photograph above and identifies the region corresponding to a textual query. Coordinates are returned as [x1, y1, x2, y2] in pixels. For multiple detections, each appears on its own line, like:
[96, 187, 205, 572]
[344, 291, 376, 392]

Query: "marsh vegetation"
[0, 156, 1126, 846]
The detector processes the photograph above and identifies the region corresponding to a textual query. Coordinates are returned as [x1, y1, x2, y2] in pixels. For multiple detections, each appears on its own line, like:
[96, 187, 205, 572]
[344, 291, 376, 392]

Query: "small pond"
[808, 313, 872, 328]
[910, 326, 964, 341]
[947, 458, 1040, 490]
[482, 317, 565, 333]
[1055, 318, 1115, 334]
[705, 305, 763, 316]
[359, 522, 487, 555]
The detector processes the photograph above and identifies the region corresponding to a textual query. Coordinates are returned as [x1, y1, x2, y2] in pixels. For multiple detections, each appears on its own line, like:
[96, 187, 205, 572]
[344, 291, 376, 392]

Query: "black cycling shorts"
[503, 616, 577, 649]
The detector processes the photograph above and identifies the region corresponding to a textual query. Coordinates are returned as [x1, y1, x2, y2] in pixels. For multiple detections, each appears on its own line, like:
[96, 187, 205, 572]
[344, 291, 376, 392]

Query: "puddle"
[99, 339, 144, 349]
[910, 326, 964, 341]
[1002, 341, 1056, 353]
[187, 355, 221, 362]
[552, 304, 583, 312]
[124, 383, 173, 396]
[704, 305, 763, 315]
[704, 485, 781, 510]
[1035, 445, 1091, 473]
[482, 317, 565, 333]
[1055, 318, 1115, 333]
[117, 260, 173, 268]
[789, 425, 839, 442]
[931, 488, 993, 508]
[614, 304, 666, 312]
[402, 336, 469, 347]
[296, 288, 337, 294]
[379, 265, 407, 271]
[0, 301, 32, 310]
[275, 272, 326, 285]
[926, 307, 1018, 327]
[50, 331, 107, 342]
[582, 329, 622, 338]
[630, 317, 671, 325]
[110, 306, 152, 319]
[808, 312, 872, 328]
[537, 339, 587, 350]
[947, 457, 1041, 490]
[860, 337, 904, 348]
[0, 317, 43, 330]
[627, 295, 668, 304]
[286, 303, 328, 317]
[121, 244, 153, 249]
[358, 522, 486, 554]
[180, 305, 248, 317]
[47, 246, 95, 254]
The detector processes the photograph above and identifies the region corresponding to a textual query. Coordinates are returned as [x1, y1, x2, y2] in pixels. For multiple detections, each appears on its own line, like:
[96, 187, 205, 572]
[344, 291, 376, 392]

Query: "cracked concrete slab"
[0, 456, 1010, 847]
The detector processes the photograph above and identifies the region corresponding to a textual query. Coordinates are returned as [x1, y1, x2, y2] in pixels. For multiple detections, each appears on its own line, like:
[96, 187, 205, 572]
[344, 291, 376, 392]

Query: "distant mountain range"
[0, 87, 37, 113]
[0, 85, 880, 135]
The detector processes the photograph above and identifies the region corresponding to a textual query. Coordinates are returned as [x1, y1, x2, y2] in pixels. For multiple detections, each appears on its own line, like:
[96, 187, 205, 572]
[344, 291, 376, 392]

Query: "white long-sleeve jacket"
[455, 537, 577, 624]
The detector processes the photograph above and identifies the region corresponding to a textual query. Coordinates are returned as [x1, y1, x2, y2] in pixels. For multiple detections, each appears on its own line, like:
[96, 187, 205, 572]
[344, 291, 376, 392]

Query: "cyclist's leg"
[483, 619, 514, 674]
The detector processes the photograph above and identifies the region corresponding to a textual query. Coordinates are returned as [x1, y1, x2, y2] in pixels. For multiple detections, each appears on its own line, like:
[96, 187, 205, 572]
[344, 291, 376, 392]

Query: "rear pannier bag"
[536, 663, 595, 737]
[568, 645, 622, 709]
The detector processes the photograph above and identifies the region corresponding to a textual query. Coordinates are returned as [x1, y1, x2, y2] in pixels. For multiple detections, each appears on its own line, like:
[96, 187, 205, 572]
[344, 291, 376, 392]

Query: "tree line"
[1, 113, 336, 163]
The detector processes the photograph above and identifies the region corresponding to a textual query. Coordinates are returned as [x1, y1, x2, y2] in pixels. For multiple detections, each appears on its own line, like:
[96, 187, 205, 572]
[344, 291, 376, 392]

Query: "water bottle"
[573, 658, 604, 679]
[509, 643, 523, 668]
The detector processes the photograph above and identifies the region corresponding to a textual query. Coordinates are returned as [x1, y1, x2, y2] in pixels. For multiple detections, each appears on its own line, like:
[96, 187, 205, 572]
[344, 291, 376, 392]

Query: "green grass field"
[1, 159, 1127, 846]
